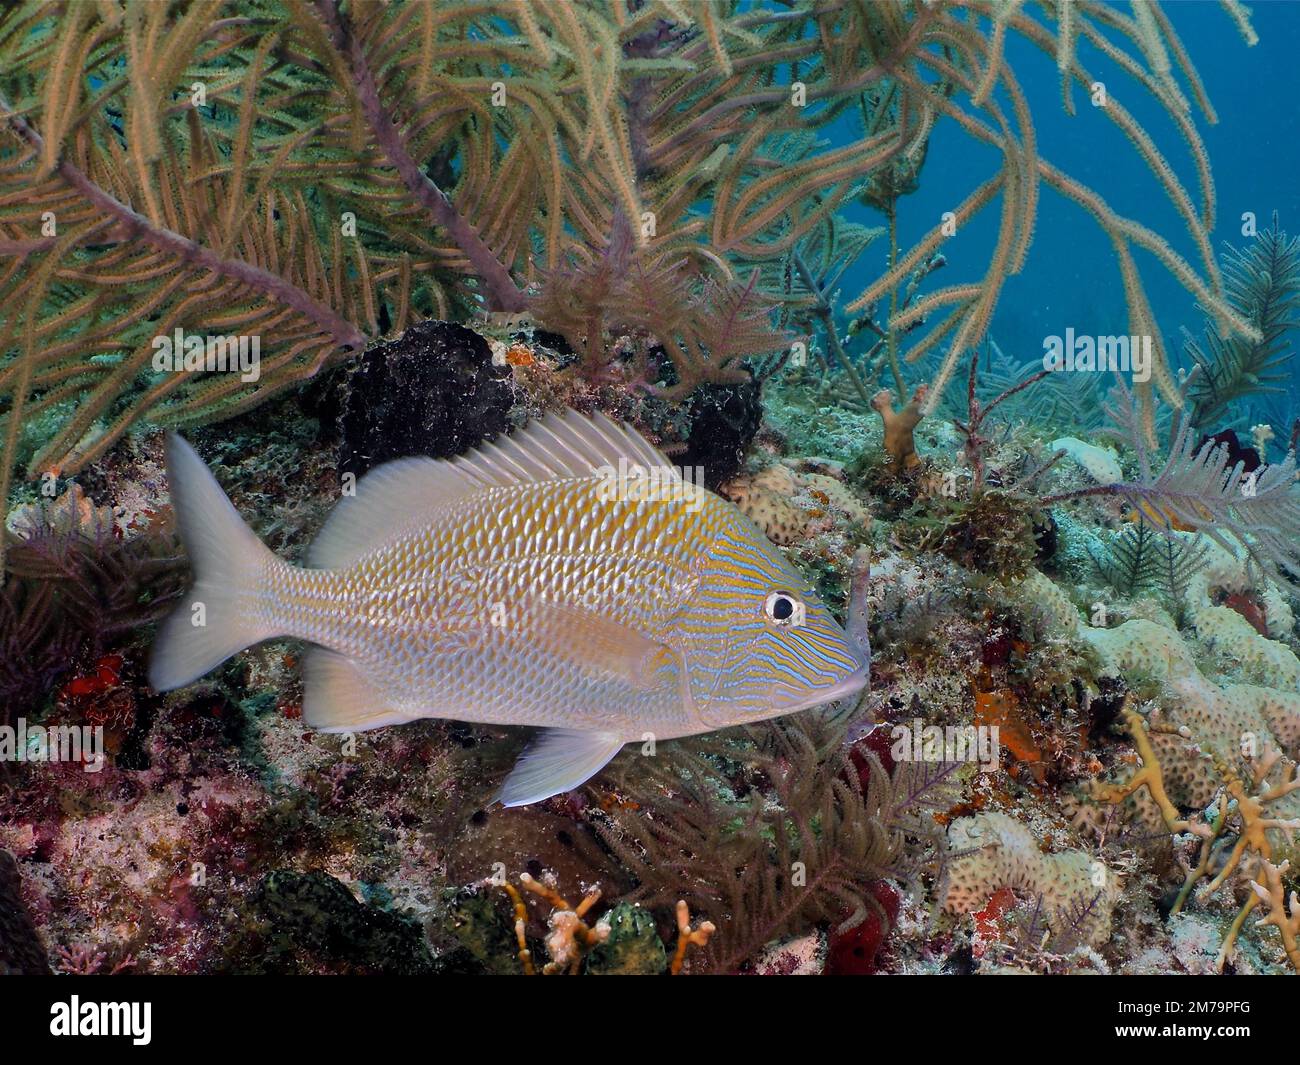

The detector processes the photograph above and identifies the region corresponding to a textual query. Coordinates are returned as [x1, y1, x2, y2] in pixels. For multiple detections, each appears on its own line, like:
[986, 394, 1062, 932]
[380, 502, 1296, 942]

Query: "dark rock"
[255, 869, 435, 975]
[1088, 676, 1129, 736]
[336, 321, 513, 478]
[1033, 510, 1058, 563]
[0, 850, 50, 974]
[942, 943, 976, 975]
[677, 380, 763, 491]
[530, 329, 577, 364]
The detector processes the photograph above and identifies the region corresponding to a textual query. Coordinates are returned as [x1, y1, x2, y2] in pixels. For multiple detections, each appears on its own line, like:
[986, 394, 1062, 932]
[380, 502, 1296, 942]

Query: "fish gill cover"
[0, 0, 1298, 984]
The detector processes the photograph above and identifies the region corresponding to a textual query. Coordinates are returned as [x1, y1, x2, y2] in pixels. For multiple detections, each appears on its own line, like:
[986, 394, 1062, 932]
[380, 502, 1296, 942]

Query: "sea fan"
[0, 575, 83, 727]
[1154, 534, 1213, 626]
[1089, 522, 1211, 625]
[0, 0, 1260, 504]
[1089, 521, 1160, 596]
[939, 339, 1107, 436]
[681, 271, 791, 393]
[0, 510, 185, 728]
[530, 216, 788, 395]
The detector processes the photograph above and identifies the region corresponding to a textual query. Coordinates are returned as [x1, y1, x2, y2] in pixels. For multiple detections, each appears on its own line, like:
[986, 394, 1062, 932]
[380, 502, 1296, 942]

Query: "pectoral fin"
[537, 603, 674, 691]
[497, 728, 624, 807]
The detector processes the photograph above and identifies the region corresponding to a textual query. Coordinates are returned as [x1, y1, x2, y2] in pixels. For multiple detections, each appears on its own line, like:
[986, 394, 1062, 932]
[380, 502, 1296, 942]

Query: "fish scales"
[257, 479, 715, 733]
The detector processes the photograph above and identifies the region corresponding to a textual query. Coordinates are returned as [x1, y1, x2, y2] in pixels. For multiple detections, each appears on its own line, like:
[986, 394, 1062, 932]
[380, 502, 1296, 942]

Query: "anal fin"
[497, 729, 624, 807]
[303, 649, 408, 733]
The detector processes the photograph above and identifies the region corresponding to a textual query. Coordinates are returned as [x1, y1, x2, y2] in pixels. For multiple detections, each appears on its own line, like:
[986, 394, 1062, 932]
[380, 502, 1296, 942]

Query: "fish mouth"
[769, 665, 870, 713]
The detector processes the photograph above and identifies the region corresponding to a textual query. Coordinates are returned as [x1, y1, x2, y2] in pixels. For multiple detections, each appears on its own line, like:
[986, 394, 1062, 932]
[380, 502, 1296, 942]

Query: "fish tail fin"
[148, 434, 280, 692]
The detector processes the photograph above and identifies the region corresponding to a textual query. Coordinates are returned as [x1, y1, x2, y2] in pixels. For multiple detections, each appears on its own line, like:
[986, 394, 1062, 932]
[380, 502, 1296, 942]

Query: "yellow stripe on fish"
[149, 410, 868, 806]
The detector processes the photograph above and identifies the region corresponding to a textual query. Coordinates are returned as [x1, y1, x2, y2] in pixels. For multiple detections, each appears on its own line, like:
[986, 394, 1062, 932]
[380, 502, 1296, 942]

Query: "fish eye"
[763, 592, 804, 628]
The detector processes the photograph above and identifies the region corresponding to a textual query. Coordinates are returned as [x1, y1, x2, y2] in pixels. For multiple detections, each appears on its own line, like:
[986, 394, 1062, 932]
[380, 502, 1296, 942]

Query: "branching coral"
[1016, 562, 1300, 969]
[1094, 711, 1300, 968]
[1250, 859, 1300, 973]
[496, 871, 712, 975]
[873, 384, 927, 472]
[1088, 703, 1214, 845]
[501, 873, 610, 976]
[670, 900, 716, 976]
[951, 344, 1050, 490]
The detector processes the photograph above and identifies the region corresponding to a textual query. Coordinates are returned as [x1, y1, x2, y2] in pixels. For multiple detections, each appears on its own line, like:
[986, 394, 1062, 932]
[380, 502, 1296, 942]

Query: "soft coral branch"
[0, 94, 367, 354]
[312, 0, 527, 313]
[1041, 375, 1300, 576]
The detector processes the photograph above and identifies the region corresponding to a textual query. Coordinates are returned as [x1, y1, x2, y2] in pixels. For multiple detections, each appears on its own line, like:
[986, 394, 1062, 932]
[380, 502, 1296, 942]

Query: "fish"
[1123, 501, 1201, 533]
[148, 410, 869, 806]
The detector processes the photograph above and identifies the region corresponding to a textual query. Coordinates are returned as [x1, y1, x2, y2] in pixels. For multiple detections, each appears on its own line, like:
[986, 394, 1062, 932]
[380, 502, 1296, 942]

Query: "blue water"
[834, 1, 1300, 400]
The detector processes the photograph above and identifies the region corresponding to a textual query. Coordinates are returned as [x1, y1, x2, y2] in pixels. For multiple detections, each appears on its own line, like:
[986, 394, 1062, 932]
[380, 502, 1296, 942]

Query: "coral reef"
[493, 871, 710, 976]
[1045, 376, 1300, 577]
[1012, 549, 1300, 970]
[5, 0, 1298, 983]
[0, 497, 184, 735]
[586, 713, 948, 974]
[943, 811, 1118, 949]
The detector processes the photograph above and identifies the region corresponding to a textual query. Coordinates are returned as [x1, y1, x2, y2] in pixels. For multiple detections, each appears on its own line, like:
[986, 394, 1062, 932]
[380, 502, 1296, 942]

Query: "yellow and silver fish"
[149, 410, 868, 805]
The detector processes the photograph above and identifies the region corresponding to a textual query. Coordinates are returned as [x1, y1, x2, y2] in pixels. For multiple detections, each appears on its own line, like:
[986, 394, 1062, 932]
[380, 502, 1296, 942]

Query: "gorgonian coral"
[0, 1, 1259, 553]
[0, 509, 184, 739]
[1045, 375, 1300, 580]
[591, 713, 955, 973]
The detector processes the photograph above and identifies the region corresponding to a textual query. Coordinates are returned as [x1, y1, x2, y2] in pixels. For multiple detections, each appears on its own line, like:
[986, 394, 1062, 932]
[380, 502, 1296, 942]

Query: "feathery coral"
[0, 0, 1259, 535]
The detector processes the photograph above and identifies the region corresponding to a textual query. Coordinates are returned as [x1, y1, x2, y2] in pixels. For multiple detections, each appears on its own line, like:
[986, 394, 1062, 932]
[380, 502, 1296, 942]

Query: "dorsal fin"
[306, 456, 473, 568]
[451, 410, 673, 489]
[308, 410, 673, 568]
